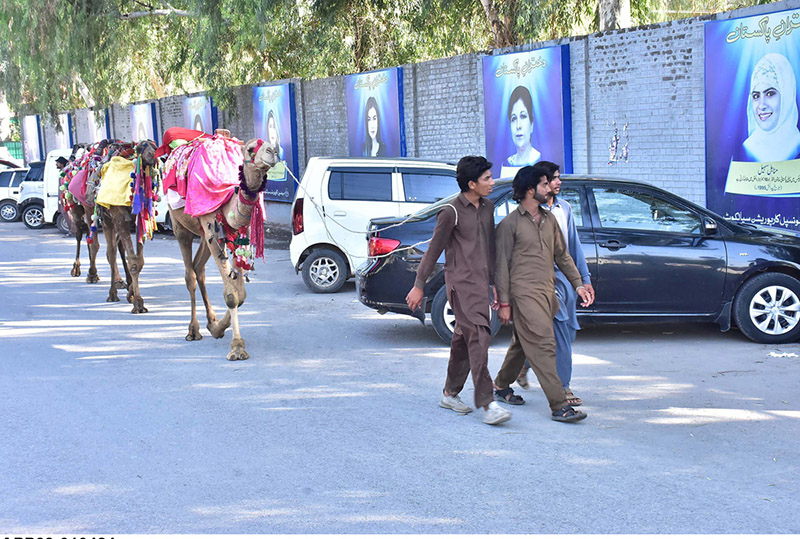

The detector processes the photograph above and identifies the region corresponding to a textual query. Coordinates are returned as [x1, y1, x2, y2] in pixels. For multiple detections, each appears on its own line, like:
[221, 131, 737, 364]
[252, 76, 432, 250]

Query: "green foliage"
[0, 0, 776, 121]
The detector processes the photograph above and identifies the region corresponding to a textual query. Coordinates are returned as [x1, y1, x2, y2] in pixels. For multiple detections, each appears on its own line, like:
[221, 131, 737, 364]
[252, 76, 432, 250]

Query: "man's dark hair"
[512, 165, 548, 202]
[534, 160, 560, 180]
[456, 155, 492, 192]
[55, 157, 68, 167]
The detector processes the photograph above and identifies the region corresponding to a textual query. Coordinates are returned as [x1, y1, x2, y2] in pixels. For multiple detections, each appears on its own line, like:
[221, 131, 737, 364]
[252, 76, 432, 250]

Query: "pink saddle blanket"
[68, 168, 90, 207]
[180, 136, 244, 217]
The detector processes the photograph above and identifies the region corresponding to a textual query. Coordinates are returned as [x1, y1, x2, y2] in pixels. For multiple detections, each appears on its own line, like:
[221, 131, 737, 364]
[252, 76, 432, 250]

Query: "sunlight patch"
[645, 407, 773, 424]
[52, 483, 112, 495]
[453, 449, 517, 457]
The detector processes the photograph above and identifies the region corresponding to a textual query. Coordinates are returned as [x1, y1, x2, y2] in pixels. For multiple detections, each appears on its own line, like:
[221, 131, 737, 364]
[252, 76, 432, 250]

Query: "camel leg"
[84, 208, 101, 284]
[198, 214, 248, 361]
[116, 211, 147, 313]
[172, 210, 206, 341]
[70, 206, 84, 277]
[102, 211, 122, 302]
[193, 240, 230, 338]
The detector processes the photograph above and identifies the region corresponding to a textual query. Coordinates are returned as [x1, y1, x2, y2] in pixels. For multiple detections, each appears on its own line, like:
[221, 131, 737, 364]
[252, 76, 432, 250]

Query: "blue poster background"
[482, 46, 572, 179]
[345, 67, 405, 157]
[183, 96, 214, 134]
[253, 83, 299, 202]
[705, 9, 800, 229]
[130, 102, 157, 143]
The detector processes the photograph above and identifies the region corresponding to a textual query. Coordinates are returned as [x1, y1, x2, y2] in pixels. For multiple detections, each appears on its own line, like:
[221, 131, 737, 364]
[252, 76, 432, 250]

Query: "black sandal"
[494, 387, 525, 405]
[552, 406, 587, 423]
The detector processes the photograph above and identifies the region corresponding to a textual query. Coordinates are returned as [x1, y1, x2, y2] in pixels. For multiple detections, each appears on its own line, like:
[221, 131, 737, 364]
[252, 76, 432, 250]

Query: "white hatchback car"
[290, 157, 458, 293]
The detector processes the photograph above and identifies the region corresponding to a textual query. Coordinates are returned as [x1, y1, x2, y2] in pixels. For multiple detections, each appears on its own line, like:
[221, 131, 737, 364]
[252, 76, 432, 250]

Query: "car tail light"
[368, 237, 401, 257]
[292, 198, 304, 235]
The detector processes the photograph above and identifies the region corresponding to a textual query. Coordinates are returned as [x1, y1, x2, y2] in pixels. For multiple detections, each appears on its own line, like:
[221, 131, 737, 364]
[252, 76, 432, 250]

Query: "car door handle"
[599, 240, 626, 250]
[334, 211, 346, 217]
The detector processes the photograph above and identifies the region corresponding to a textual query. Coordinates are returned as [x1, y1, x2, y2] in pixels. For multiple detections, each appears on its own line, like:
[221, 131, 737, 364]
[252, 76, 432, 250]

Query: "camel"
[167, 133, 278, 361]
[62, 140, 160, 313]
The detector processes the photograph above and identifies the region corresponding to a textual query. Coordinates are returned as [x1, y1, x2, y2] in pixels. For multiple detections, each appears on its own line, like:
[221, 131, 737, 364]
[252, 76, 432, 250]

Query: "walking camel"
[163, 130, 279, 360]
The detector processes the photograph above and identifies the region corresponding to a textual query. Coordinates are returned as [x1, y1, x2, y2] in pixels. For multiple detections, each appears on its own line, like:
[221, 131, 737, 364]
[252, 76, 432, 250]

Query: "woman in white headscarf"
[741, 52, 800, 162]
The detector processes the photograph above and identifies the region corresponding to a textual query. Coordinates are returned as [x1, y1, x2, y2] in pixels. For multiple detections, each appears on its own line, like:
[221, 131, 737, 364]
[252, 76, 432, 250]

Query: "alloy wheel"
[748, 285, 800, 336]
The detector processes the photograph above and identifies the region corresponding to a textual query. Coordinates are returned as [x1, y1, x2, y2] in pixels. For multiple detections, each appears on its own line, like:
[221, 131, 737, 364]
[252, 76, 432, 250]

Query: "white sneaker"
[439, 394, 473, 414]
[483, 401, 512, 425]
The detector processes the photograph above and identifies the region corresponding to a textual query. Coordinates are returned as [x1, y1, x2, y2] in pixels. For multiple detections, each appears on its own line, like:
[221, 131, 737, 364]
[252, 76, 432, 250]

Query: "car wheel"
[430, 285, 502, 344]
[302, 248, 348, 293]
[733, 273, 800, 344]
[0, 201, 19, 221]
[56, 212, 72, 235]
[22, 204, 45, 229]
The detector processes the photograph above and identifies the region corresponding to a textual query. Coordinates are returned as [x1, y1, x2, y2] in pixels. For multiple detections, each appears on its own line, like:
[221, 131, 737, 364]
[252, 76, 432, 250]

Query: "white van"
[290, 157, 458, 293]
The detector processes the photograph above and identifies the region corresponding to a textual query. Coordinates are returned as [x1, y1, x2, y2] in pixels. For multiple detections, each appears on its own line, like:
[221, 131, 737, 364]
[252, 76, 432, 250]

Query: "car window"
[401, 171, 457, 203]
[11, 171, 27, 187]
[25, 164, 44, 182]
[327, 169, 392, 202]
[558, 187, 583, 228]
[0, 171, 11, 188]
[592, 188, 702, 234]
[494, 193, 518, 224]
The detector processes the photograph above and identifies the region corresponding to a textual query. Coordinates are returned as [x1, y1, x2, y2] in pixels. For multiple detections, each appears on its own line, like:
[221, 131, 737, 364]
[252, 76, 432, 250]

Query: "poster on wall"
[54, 112, 72, 150]
[130, 102, 158, 143]
[253, 83, 299, 202]
[183, 95, 215, 134]
[22, 115, 42, 163]
[482, 46, 572, 179]
[345, 67, 405, 158]
[89, 109, 110, 143]
[705, 9, 800, 230]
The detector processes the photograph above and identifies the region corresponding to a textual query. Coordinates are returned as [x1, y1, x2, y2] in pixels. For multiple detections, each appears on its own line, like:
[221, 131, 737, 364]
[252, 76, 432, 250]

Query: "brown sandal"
[565, 389, 583, 407]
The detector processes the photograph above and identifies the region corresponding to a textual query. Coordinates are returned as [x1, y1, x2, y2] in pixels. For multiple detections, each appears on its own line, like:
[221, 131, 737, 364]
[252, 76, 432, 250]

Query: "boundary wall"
[29, 0, 800, 226]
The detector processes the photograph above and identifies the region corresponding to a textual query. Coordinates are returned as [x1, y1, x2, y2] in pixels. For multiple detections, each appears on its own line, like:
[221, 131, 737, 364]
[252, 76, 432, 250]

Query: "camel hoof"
[131, 305, 148, 314]
[106, 294, 119, 303]
[86, 274, 100, 284]
[71, 265, 81, 277]
[114, 280, 127, 290]
[227, 349, 249, 361]
[185, 332, 203, 341]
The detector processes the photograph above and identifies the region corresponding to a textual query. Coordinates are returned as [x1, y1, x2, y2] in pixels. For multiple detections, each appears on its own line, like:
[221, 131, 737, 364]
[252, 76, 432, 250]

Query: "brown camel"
[63, 140, 159, 312]
[168, 135, 278, 361]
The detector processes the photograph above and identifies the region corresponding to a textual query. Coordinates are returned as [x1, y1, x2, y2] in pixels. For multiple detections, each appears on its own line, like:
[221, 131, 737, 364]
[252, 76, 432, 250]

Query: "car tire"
[733, 273, 800, 344]
[161, 212, 172, 233]
[56, 212, 72, 235]
[302, 248, 348, 293]
[0, 201, 19, 221]
[430, 285, 502, 344]
[22, 204, 45, 229]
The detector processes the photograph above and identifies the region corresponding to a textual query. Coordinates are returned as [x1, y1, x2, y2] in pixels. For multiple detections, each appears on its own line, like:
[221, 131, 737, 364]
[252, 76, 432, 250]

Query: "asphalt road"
[1, 221, 798, 534]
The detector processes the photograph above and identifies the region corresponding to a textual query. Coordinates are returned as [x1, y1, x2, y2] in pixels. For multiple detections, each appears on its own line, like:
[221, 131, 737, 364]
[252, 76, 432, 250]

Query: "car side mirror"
[704, 218, 718, 235]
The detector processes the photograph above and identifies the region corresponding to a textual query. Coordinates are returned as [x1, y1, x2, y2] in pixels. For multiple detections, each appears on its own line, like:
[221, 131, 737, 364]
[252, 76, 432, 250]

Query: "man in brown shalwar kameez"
[494, 166, 593, 422]
[406, 156, 512, 425]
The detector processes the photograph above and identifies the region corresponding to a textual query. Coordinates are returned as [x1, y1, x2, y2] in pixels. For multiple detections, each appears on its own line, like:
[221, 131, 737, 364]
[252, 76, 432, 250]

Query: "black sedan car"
[356, 176, 800, 344]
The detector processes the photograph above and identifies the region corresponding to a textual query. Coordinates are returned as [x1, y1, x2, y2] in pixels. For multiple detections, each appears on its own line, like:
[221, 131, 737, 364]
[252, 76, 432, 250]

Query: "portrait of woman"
[193, 114, 204, 133]
[505, 85, 541, 167]
[740, 52, 800, 162]
[267, 109, 285, 161]
[362, 96, 386, 157]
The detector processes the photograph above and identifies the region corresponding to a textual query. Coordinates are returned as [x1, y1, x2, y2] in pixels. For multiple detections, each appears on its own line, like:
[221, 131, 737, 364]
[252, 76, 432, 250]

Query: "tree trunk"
[599, 0, 631, 31]
[479, 0, 516, 48]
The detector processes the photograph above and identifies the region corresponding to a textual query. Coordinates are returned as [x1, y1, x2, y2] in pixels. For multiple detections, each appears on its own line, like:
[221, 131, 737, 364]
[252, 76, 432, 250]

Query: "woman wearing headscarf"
[741, 52, 800, 162]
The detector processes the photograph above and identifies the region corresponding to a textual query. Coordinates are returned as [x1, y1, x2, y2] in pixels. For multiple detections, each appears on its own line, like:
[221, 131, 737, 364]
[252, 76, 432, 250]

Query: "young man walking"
[517, 161, 595, 406]
[493, 166, 593, 422]
[406, 156, 511, 425]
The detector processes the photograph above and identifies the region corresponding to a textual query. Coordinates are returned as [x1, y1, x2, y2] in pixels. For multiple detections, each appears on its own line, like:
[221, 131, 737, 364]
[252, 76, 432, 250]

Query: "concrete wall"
[34, 0, 800, 224]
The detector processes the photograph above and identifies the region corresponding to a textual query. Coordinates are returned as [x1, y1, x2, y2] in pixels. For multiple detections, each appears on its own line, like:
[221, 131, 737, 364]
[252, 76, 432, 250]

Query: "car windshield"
[407, 178, 514, 220]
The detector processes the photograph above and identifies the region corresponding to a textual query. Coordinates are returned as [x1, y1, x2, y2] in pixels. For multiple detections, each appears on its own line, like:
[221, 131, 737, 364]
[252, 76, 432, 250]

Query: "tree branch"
[120, 8, 191, 20]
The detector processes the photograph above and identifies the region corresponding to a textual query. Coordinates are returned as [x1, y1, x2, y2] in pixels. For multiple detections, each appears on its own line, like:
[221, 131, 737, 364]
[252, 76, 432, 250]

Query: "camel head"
[135, 140, 158, 168]
[242, 138, 279, 172]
